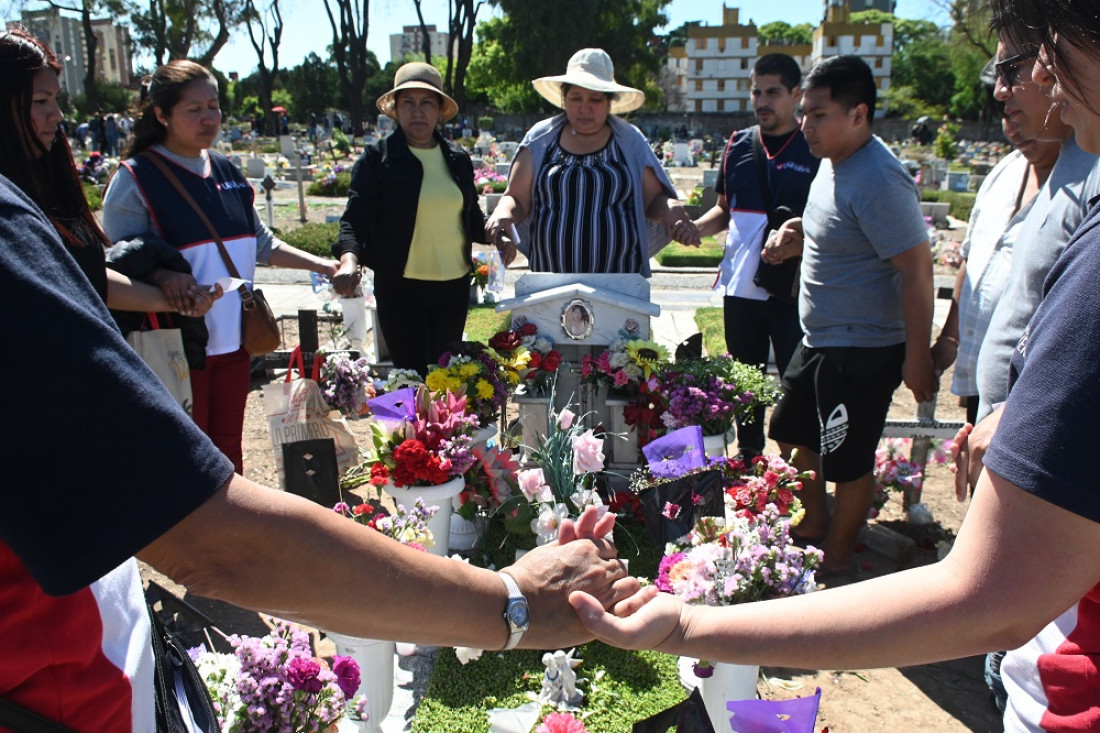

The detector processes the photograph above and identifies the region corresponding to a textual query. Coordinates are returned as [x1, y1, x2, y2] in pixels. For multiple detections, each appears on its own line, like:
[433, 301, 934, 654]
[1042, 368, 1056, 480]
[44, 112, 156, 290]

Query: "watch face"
[507, 600, 530, 629]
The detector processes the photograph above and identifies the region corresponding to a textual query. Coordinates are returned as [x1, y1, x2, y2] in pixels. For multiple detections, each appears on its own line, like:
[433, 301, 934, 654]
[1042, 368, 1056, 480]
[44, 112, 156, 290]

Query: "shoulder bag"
[139, 151, 282, 355]
[750, 128, 801, 301]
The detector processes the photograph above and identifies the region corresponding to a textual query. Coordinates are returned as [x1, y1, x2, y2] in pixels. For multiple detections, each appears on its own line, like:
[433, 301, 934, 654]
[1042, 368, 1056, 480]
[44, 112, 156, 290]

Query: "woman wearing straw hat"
[486, 48, 699, 275]
[332, 62, 486, 373]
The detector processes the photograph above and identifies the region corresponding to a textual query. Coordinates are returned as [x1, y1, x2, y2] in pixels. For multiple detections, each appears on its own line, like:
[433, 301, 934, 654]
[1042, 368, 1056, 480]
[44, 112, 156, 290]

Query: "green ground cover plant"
[654, 236, 723, 268]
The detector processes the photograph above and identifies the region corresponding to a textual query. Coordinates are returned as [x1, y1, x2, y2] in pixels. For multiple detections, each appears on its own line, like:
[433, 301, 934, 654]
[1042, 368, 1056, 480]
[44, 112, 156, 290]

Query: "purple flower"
[332, 655, 361, 698]
[285, 657, 323, 693]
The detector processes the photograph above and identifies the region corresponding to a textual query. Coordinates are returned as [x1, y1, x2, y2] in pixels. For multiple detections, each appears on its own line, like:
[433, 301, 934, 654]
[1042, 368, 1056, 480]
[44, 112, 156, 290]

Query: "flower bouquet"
[319, 352, 376, 418]
[655, 356, 779, 438]
[504, 404, 606, 546]
[190, 622, 366, 732]
[475, 166, 508, 194]
[457, 444, 520, 520]
[581, 335, 669, 395]
[364, 386, 479, 489]
[333, 497, 439, 552]
[488, 320, 563, 396]
[426, 343, 512, 429]
[869, 437, 948, 518]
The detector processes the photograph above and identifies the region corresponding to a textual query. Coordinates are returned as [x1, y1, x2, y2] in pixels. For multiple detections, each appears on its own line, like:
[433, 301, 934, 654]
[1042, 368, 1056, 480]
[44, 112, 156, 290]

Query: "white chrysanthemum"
[455, 646, 484, 665]
[621, 363, 643, 381]
[608, 351, 630, 369]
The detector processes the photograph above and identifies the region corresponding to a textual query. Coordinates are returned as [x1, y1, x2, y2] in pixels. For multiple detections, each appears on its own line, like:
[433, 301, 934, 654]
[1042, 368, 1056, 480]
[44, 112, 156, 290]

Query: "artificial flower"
[571, 430, 605, 475]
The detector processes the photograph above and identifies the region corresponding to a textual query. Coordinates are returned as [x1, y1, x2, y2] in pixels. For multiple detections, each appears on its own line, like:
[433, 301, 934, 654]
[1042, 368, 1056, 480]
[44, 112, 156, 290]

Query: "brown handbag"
[140, 152, 282, 355]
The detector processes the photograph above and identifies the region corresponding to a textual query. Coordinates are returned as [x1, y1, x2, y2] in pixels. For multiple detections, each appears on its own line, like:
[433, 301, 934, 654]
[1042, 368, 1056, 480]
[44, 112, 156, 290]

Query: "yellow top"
[403, 145, 469, 280]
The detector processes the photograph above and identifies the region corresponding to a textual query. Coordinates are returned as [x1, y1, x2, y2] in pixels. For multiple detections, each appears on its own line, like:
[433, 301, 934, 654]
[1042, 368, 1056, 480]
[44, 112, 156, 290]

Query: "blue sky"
[205, 0, 950, 76]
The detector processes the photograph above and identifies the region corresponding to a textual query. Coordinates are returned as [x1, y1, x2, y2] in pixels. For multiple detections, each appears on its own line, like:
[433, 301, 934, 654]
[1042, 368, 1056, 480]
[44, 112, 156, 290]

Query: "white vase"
[702, 430, 735, 459]
[326, 632, 395, 733]
[382, 476, 464, 556]
[448, 512, 487, 551]
[678, 656, 759, 730]
[340, 296, 367, 351]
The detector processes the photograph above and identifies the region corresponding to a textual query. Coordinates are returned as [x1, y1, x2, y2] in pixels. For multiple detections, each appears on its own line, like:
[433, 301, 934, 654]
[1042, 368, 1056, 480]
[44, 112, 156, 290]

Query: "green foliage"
[694, 307, 725, 358]
[758, 21, 813, 46]
[477, 116, 494, 130]
[71, 79, 137, 117]
[330, 128, 351, 157]
[278, 222, 338, 257]
[463, 306, 512, 343]
[921, 189, 976, 221]
[83, 182, 103, 212]
[654, 238, 723, 268]
[885, 85, 944, 119]
[469, 0, 671, 113]
[271, 89, 294, 117]
[285, 53, 339, 120]
[238, 95, 264, 120]
[934, 122, 961, 160]
[306, 172, 352, 197]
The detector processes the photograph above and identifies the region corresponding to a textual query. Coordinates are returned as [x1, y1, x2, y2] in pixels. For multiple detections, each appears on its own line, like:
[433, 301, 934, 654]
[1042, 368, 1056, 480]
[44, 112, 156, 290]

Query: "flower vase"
[702, 430, 735, 459]
[448, 512, 488, 551]
[382, 477, 464, 556]
[326, 632, 395, 733]
[341, 296, 367, 352]
[678, 656, 759, 730]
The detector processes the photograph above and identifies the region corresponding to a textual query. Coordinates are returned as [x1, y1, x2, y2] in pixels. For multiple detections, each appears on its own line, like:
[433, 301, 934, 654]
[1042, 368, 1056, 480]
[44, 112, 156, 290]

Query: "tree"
[411, 0, 432, 63]
[758, 21, 813, 46]
[243, 0, 283, 134]
[128, 0, 249, 67]
[39, 0, 126, 113]
[443, 0, 483, 112]
[469, 0, 671, 114]
[285, 53, 339, 121]
[322, 0, 376, 133]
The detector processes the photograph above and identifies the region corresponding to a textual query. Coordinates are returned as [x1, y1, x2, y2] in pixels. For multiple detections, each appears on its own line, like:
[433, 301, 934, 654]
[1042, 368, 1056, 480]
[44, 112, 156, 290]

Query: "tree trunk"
[79, 0, 100, 113]
[323, 0, 370, 134]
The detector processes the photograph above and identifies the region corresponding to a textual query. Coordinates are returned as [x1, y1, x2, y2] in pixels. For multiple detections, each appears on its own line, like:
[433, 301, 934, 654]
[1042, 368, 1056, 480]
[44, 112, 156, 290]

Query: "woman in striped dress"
[487, 49, 699, 276]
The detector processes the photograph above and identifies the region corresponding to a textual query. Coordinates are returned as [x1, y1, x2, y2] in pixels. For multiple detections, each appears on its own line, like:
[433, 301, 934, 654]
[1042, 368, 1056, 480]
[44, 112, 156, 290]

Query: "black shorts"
[768, 343, 904, 483]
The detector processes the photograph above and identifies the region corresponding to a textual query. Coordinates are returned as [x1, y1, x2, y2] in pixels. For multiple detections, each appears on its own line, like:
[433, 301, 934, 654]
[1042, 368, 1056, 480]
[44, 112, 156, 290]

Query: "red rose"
[519, 323, 538, 336]
[528, 352, 543, 369]
[489, 330, 521, 351]
[543, 350, 562, 371]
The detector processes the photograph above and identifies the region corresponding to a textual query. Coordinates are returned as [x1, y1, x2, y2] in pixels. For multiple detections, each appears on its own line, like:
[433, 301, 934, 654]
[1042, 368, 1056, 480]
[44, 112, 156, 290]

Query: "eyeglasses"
[994, 52, 1038, 89]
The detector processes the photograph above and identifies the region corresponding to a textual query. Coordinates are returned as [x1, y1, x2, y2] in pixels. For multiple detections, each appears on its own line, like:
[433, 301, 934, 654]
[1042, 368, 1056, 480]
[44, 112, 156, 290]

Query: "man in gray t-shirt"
[763, 56, 934, 574]
[976, 134, 1100, 419]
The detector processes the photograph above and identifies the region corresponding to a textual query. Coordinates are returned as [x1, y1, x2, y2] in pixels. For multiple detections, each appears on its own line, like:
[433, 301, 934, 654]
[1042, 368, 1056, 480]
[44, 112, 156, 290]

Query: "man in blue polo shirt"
[694, 53, 820, 461]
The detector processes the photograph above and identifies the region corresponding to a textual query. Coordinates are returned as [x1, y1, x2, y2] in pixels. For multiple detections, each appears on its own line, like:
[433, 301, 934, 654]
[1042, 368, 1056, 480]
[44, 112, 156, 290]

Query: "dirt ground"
[141, 170, 1005, 732]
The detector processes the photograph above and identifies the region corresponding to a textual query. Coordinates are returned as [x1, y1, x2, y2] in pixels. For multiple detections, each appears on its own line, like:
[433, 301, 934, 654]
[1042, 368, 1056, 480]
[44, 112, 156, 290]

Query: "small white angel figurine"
[538, 648, 584, 708]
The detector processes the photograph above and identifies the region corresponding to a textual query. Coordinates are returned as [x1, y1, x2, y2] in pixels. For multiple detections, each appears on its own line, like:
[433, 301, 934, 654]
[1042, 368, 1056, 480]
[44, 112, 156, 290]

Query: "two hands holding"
[514, 505, 681, 653]
[150, 270, 224, 318]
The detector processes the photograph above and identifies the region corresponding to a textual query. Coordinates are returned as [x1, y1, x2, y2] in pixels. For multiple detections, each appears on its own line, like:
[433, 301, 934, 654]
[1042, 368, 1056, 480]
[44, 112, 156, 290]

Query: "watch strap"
[499, 571, 527, 651]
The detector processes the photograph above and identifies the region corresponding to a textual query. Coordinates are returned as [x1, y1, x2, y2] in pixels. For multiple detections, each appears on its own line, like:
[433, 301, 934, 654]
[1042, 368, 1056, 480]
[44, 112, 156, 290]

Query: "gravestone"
[245, 157, 267, 179]
[497, 141, 519, 160]
[496, 274, 660, 473]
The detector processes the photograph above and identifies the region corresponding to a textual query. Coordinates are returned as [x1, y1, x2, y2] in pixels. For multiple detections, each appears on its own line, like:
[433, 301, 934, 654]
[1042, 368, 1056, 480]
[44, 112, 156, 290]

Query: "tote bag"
[126, 313, 193, 416]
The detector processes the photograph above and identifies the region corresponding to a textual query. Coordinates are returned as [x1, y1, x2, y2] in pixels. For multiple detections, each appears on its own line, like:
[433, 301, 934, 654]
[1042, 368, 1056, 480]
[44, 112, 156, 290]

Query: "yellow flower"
[626, 340, 669, 378]
[475, 378, 494, 400]
[425, 370, 450, 393]
[459, 362, 481, 380]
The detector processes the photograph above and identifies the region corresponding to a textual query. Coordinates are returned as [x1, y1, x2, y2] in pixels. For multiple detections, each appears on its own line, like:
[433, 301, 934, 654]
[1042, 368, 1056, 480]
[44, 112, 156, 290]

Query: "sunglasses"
[995, 52, 1038, 88]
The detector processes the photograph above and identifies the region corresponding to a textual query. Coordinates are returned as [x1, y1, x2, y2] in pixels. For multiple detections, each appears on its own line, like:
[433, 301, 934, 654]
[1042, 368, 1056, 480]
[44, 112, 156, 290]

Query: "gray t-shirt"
[800, 136, 929, 348]
[976, 135, 1100, 418]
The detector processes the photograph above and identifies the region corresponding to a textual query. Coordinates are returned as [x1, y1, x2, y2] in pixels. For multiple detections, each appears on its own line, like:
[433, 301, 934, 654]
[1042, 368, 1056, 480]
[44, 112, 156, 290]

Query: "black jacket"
[332, 126, 485, 278]
[106, 235, 209, 369]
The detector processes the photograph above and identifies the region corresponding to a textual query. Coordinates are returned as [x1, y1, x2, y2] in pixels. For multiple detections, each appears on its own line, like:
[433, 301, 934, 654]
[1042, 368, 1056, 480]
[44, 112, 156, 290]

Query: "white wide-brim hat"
[532, 48, 646, 114]
[376, 62, 459, 122]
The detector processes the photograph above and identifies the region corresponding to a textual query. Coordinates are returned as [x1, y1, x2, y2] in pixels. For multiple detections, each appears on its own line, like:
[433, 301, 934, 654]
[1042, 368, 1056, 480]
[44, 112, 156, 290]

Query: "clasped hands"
[508, 505, 681, 652]
[152, 270, 223, 317]
[760, 222, 803, 265]
[332, 255, 362, 297]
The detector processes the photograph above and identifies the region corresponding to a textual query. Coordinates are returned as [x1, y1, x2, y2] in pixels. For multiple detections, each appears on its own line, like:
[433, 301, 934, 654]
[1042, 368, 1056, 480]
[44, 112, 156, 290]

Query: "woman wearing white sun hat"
[486, 48, 699, 275]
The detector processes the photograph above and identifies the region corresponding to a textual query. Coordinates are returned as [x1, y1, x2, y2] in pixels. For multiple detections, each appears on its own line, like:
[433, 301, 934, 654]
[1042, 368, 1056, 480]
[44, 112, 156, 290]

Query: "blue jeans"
[723, 295, 802, 453]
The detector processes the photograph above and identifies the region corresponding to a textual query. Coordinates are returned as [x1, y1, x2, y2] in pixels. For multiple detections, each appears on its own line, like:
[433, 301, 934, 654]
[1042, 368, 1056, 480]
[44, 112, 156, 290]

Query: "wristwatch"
[499, 571, 530, 651]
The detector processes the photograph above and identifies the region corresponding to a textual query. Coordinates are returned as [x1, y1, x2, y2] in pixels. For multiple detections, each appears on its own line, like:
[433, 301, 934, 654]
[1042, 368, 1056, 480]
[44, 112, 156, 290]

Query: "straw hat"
[532, 48, 646, 114]
[376, 62, 459, 122]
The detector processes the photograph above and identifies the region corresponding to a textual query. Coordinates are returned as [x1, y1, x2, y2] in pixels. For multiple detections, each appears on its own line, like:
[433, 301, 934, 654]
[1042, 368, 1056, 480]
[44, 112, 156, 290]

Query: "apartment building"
[389, 24, 452, 64]
[668, 1, 892, 116]
[13, 7, 133, 93]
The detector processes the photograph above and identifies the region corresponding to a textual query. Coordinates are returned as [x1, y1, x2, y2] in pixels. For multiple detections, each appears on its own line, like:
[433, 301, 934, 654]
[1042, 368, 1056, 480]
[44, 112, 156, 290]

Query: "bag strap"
[286, 345, 304, 382]
[0, 698, 75, 733]
[751, 127, 780, 230]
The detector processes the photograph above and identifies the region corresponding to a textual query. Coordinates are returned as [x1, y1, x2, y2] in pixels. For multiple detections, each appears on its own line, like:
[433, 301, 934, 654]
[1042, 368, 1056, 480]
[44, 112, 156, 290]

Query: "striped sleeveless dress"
[528, 131, 641, 273]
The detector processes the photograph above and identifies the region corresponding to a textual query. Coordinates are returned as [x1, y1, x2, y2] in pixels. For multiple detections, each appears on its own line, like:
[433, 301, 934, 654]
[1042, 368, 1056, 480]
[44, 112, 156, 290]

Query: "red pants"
[190, 348, 251, 473]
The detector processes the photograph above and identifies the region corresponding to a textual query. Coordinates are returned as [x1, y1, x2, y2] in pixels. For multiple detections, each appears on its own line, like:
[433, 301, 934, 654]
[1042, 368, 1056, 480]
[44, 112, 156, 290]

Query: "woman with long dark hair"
[0, 27, 212, 314]
[103, 59, 337, 472]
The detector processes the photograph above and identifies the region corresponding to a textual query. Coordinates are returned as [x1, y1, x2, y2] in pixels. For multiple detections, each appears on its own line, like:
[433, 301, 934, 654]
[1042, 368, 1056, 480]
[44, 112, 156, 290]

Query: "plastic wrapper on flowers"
[635, 427, 725, 546]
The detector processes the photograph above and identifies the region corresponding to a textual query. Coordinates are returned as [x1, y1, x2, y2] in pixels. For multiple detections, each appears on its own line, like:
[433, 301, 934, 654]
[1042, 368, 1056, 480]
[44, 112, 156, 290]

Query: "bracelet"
[938, 336, 959, 345]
